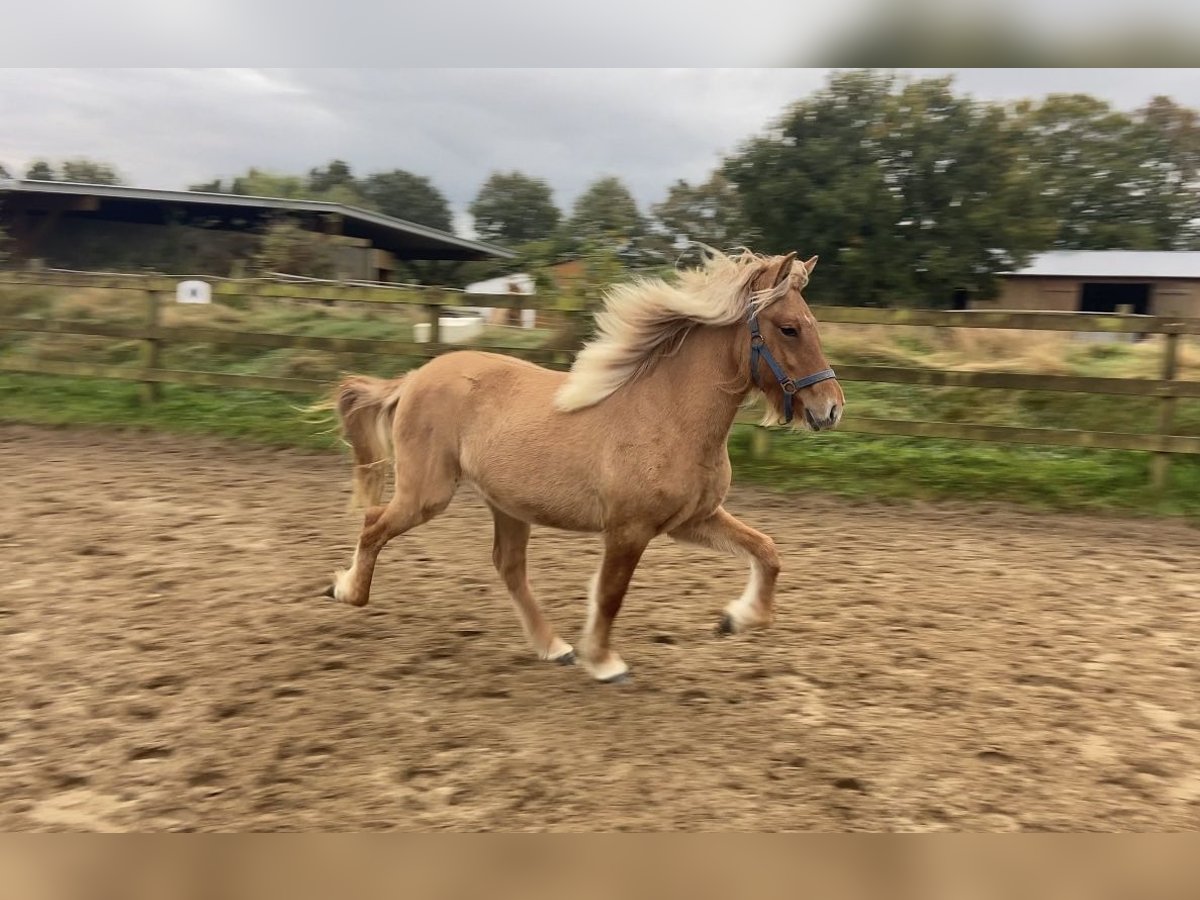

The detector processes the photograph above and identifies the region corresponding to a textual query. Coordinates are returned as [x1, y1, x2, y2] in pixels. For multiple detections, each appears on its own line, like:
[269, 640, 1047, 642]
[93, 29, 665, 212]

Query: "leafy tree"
[566, 176, 644, 247]
[359, 170, 453, 230]
[1133, 96, 1200, 249]
[228, 168, 308, 199]
[0, 162, 10, 179]
[469, 171, 561, 244]
[22, 158, 123, 185]
[25, 160, 55, 180]
[1012, 93, 1200, 251]
[651, 172, 754, 251]
[870, 76, 1047, 303]
[307, 159, 356, 195]
[59, 159, 123, 185]
[725, 70, 1045, 306]
[201, 165, 367, 206]
[563, 176, 666, 268]
[725, 71, 902, 304]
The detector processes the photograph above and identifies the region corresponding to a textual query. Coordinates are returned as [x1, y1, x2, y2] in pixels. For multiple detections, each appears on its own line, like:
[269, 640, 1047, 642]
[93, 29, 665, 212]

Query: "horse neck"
[639, 322, 750, 446]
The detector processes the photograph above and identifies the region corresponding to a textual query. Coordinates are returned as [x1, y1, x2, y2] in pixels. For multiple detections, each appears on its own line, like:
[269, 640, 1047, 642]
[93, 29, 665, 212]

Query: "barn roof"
[1006, 250, 1200, 280]
[0, 178, 514, 261]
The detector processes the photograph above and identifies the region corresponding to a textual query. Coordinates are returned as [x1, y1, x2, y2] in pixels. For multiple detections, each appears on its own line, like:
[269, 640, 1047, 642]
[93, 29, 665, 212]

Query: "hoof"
[716, 613, 735, 636]
[322, 584, 336, 599]
[599, 670, 631, 685]
[552, 650, 577, 666]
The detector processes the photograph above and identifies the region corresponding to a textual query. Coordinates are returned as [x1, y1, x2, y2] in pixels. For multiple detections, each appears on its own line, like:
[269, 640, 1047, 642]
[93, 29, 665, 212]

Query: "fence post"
[425, 300, 441, 349]
[1151, 330, 1180, 492]
[749, 426, 772, 460]
[139, 289, 163, 404]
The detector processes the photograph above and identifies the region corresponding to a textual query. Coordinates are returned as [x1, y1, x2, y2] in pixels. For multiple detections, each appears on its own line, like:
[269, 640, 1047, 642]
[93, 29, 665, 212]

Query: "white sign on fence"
[176, 280, 212, 304]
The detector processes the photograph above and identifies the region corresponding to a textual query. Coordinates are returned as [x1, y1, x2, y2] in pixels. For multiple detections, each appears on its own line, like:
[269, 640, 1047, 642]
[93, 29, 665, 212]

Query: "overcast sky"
[2, 68, 1199, 237]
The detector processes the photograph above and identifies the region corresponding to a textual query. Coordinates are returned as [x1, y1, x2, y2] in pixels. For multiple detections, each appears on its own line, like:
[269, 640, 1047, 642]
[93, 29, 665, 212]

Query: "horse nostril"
[830, 403, 840, 422]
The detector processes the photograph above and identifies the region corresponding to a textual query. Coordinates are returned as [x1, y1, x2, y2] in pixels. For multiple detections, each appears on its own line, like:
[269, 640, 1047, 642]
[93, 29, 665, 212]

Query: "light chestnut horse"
[319, 250, 844, 682]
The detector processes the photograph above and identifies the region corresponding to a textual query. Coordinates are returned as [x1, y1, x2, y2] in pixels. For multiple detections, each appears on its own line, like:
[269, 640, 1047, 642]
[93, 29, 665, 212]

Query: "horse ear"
[803, 255, 818, 274]
[768, 252, 797, 288]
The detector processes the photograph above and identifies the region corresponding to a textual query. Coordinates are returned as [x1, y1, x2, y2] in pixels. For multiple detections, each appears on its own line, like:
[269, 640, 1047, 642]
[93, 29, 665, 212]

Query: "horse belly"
[469, 478, 604, 532]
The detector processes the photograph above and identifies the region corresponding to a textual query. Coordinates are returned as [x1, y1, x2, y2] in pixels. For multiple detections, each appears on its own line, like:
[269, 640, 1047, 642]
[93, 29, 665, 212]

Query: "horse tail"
[318, 374, 407, 509]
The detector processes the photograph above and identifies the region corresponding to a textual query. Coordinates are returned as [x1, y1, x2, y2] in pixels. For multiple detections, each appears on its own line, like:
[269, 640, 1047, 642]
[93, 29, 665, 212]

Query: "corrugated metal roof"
[465, 273, 534, 295]
[0, 178, 514, 260]
[1006, 250, 1200, 279]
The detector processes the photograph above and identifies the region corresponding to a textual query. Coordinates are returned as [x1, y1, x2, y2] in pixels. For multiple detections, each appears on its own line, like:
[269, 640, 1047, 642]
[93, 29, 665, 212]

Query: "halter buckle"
[750, 333, 765, 348]
[781, 380, 798, 395]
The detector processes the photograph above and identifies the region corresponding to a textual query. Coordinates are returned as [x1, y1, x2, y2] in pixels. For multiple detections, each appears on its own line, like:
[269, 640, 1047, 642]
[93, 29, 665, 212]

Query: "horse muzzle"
[803, 402, 841, 432]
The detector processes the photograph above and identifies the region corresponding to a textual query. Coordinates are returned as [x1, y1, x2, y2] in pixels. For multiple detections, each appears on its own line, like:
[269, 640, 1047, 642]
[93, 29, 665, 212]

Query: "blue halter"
[748, 312, 837, 425]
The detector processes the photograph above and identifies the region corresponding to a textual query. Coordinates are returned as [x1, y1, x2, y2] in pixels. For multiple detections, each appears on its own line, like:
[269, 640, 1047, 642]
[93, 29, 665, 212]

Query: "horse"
[318, 249, 844, 683]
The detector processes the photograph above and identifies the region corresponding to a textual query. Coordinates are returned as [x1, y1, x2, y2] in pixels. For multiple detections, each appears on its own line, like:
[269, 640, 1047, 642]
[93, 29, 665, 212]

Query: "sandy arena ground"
[0, 424, 1197, 831]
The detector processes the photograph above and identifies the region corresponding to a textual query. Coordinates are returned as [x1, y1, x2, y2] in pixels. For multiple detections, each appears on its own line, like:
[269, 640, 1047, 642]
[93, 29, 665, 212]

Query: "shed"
[984, 251, 1200, 318]
[0, 178, 513, 280]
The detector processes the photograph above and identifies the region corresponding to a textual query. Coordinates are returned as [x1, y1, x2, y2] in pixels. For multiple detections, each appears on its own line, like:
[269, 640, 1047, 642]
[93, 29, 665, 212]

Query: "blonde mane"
[554, 249, 806, 412]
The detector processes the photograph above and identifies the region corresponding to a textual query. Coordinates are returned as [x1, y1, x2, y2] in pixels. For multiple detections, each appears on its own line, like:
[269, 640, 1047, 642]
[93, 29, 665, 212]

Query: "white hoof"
[542, 636, 575, 664]
[582, 653, 630, 683]
[720, 603, 772, 634]
[329, 568, 364, 606]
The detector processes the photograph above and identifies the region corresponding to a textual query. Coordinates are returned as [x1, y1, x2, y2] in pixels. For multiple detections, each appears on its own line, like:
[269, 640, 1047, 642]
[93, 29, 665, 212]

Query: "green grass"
[3, 373, 1198, 519]
[0, 374, 337, 449]
[727, 426, 1200, 517]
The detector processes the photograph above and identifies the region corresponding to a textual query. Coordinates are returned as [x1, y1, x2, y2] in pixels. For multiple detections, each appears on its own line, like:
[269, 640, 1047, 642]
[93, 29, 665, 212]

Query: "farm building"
[0, 178, 512, 279]
[981, 251, 1200, 317]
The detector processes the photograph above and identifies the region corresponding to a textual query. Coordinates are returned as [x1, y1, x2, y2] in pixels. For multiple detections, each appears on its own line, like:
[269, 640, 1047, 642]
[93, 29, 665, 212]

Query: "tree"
[228, 168, 308, 199]
[59, 159, 123, 185]
[724, 70, 1046, 306]
[359, 170, 453, 231]
[23, 158, 123, 185]
[651, 173, 754, 251]
[566, 176, 644, 246]
[725, 71, 902, 304]
[0, 162, 10, 179]
[869, 77, 1048, 303]
[469, 171, 561, 244]
[307, 159, 355, 195]
[1132, 96, 1200, 249]
[25, 160, 55, 180]
[1011, 93, 1200, 251]
[189, 179, 224, 193]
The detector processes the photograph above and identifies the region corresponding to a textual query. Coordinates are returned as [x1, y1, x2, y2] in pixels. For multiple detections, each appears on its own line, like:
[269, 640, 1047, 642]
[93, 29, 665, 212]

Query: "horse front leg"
[578, 530, 650, 683]
[670, 506, 780, 635]
[489, 504, 575, 665]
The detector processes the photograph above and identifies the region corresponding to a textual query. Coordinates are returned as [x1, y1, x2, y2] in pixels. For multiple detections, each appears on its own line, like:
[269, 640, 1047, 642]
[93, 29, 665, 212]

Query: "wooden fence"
[2, 271, 1200, 489]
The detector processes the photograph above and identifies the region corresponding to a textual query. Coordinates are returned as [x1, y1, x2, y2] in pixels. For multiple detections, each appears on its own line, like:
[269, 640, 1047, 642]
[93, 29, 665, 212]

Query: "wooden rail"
[2, 272, 1199, 489]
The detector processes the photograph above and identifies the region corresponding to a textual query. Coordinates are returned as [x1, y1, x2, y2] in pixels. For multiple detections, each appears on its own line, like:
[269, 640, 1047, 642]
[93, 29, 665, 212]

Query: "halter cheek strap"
[748, 313, 837, 424]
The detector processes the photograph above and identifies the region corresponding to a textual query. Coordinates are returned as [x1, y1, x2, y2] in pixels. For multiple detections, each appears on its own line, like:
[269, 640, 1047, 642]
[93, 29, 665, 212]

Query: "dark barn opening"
[1079, 282, 1151, 315]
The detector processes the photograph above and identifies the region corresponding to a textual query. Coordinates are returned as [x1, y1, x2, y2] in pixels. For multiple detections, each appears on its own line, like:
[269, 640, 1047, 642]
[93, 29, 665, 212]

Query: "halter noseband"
[748, 311, 837, 425]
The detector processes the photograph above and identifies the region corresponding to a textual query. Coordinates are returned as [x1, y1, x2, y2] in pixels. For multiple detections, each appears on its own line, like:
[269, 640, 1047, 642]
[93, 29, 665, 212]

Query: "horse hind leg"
[327, 453, 457, 608]
[489, 505, 574, 665]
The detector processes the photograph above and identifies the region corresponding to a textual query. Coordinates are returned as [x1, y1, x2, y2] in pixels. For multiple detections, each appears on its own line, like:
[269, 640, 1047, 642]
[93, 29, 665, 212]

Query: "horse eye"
[779, 326, 800, 338]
